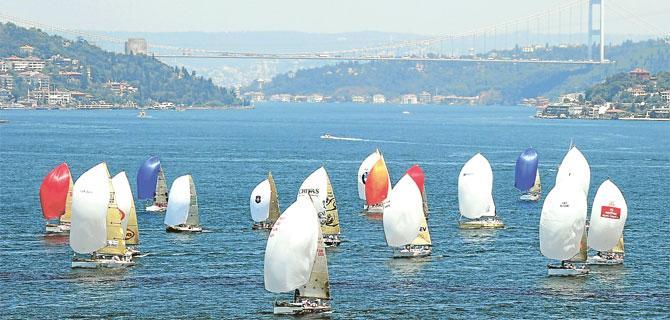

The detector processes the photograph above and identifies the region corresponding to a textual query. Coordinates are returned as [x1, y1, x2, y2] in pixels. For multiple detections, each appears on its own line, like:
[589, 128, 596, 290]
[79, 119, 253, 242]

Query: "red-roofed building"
[629, 68, 650, 80]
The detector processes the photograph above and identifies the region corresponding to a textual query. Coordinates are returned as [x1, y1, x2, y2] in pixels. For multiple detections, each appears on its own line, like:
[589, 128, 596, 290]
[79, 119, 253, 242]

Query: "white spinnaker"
[111, 172, 132, 232]
[297, 167, 328, 215]
[556, 146, 590, 196]
[264, 197, 319, 293]
[358, 151, 381, 200]
[539, 185, 587, 260]
[588, 179, 628, 251]
[383, 174, 424, 247]
[70, 163, 110, 254]
[458, 153, 495, 219]
[250, 179, 271, 222]
[164, 175, 191, 226]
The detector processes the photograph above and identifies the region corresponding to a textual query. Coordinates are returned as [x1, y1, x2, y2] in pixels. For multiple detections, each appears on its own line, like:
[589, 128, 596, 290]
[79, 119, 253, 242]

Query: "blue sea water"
[0, 104, 668, 319]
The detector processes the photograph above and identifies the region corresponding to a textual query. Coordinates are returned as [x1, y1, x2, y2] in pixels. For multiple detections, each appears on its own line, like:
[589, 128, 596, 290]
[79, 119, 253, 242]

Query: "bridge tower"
[587, 0, 605, 62]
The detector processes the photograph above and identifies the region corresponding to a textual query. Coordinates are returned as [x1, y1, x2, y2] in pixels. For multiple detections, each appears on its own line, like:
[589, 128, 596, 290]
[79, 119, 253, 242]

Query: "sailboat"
[458, 153, 503, 228]
[515, 148, 541, 201]
[264, 197, 332, 315]
[40, 162, 73, 234]
[539, 184, 589, 276]
[363, 152, 392, 218]
[298, 167, 342, 247]
[587, 179, 628, 265]
[70, 163, 134, 268]
[556, 146, 590, 196]
[250, 172, 280, 230]
[384, 173, 431, 258]
[164, 175, 202, 232]
[112, 172, 141, 256]
[137, 156, 169, 212]
[358, 149, 385, 216]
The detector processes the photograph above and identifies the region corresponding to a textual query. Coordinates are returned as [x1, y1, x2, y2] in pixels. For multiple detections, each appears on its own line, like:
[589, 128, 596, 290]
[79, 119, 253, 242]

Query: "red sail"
[365, 158, 390, 205]
[39, 163, 72, 220]
[406, 164, 425, 194]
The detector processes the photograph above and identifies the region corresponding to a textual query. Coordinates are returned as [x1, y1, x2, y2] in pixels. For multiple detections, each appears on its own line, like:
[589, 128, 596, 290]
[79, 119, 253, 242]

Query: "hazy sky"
[2, 0, 669, 36]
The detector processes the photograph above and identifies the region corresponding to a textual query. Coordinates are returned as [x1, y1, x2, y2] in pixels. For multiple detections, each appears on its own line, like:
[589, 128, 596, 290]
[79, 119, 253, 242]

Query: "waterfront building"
[418, 91, 432, 104]
[372, 94, 386, 104]
[307, 94, 323, 103]
[351, 95, 366, 103]
[0, 74, 14, 90]
[401, 94, 418, 105]
[660, 90, 670, 102]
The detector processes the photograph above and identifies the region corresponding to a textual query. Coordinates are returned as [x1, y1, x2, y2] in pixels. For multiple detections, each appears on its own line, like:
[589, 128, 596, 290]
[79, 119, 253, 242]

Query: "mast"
[268, 172, 280, 223]
[185, 176, 199, 226]
[155, 167, 169, 206]
[322, 175, 340, 236]
[60, 177, 74, 223]
[97, 171, 127, 256]
[298, 230, 330, 299]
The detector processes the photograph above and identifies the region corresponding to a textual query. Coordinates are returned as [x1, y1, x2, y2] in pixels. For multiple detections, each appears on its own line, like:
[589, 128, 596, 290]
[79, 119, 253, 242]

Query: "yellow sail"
[569, 228, 588, 262]
[298, 230, 330, 299]
[611, 235, 625, 254]
[411, 213, 432, 246]
[321, 176, 340, 236]
[268, 172, 280, 223]
[97, 173, 127, 256]
[60, 177, 73, 224]
[530, 169, 541, 194]
[125, 196, 139, 245]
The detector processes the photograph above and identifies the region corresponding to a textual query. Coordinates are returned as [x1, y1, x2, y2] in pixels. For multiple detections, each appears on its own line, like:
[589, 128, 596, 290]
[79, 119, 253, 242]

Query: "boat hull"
[166, 224, 203, 233]
[393, 245, 431, 258]
[273, 300, 331, 315]
[252, 221, 274, 230]
[71, 256, 134, 269]
[45, 223, 70, 234]
[459, 217, 504, 229]
[323, 234, 341, 247]
[520, 193, 541, 201]
[547, 264, 589, 276]
[145, 205, 166, 213]
[587, 254, 624, 265]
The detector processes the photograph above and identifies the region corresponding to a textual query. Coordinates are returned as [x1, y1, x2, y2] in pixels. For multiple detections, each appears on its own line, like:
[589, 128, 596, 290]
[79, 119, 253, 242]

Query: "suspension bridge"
[1, 0, 667, 65]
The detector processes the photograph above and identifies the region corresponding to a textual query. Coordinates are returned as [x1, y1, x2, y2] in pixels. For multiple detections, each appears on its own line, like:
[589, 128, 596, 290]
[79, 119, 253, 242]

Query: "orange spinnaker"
[365, 158, 390, 205]
[406, 164, 425, 194]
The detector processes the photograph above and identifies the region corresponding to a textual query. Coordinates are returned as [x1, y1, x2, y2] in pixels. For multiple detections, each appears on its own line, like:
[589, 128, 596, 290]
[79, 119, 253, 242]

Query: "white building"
[401, 94, 418, 105]
[351, 95, 366, 103]
[418, 91, 432, 104]
[307, 94, 323, 103]
[5, 56, 45, 72]
[372, 94, 386, 104]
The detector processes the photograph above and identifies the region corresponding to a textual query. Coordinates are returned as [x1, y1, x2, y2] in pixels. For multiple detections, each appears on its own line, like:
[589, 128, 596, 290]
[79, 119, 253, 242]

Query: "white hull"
[71, 256, 134, 269]
[520, 193, 541, 201]
[459, 217, 504, 229]
[126, 246, 141, 257]
[587, 255, 624, 265]
[273, 300, 331, 315]
[323, 234, 341, 247]
[547, 264, 589, 276]
[45, 223, 70, 234]
[393, 245, 432, 258]
[166, 224, 203, 233]
[145, 205, 166, 212]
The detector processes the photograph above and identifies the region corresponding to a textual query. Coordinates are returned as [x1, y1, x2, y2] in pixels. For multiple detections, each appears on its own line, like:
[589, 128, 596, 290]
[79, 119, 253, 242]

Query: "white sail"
[111, 172, 132, 232]
[556, 146, 590, 196]
[539, 185, 588, 260]
[458, 153, 495, 219]
[164, 175, 191, 226]
[297, 167, 328, 216]
[250, 179, 271, 222]
[357, 150, 381, 200]
[383, 174, 423, 247]
[264, 197, 320, 293]
[587, 179, 628, 251]
[70, 163, 111, 254]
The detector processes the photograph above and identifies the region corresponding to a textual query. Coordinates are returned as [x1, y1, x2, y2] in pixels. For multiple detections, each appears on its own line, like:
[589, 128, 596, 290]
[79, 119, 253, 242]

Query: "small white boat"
[358, 149, 391, 218]
[402, 111, 411, 114]
[320, 133, 333, 139]
[298, 167, 342, 247]
[540, 183, 589, 277]
[137, 156, 169, 212]
[137, 110, 147, 118]
[265, 197, 332, 315]
[458, 153, 504, 229]
[250, 172, 280, 230]
[70, 163, 134, 268]
[586, 179, 628, 265]
[164, 175, 202, 233]
[40, 162, 74, 234]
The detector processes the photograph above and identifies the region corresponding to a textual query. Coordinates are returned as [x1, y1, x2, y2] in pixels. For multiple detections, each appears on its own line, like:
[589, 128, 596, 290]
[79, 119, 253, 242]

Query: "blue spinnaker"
[137, 156, 161, 200]
[515, 148, 539, 192]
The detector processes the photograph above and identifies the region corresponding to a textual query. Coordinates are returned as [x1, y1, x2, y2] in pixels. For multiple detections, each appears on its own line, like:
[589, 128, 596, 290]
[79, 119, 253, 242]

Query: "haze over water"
[0, 104, 668, 318]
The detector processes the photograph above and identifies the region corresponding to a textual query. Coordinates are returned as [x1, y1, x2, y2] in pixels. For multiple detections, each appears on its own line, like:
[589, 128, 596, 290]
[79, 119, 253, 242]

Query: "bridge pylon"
[588, 0, 605, 62]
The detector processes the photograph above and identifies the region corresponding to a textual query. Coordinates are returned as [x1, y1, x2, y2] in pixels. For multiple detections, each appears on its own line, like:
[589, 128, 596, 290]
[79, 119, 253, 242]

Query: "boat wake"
[320, 134, 364, 141]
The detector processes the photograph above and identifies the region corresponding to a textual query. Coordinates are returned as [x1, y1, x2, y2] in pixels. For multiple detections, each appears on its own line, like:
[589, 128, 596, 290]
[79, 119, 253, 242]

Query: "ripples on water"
[0, 105, 668, 318]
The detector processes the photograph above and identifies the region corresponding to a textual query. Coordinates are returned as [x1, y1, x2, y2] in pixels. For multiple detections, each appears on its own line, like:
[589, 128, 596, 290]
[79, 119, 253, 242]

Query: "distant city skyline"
[1, 0, 669, 37]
